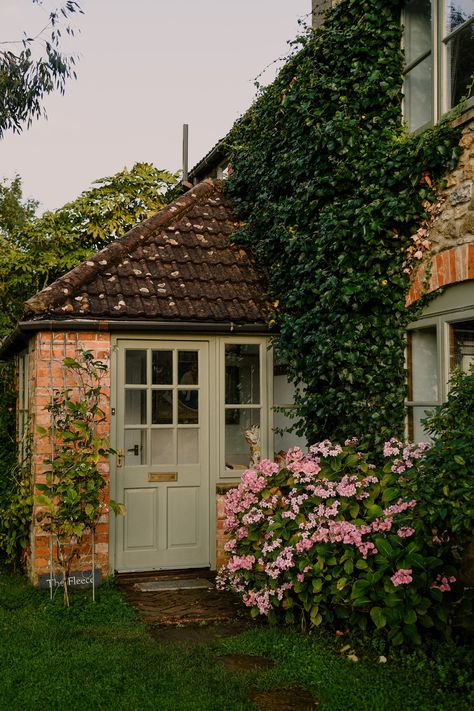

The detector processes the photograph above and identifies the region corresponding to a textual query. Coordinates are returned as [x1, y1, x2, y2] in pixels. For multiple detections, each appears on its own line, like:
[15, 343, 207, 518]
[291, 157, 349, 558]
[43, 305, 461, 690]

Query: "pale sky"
[1, 0, 311, 213]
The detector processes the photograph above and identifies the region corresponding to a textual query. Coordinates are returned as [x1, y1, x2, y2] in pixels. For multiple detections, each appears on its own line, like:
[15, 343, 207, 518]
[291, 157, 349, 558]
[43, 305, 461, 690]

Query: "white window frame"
[218, 336, 272, 480]
[403, 0, 474, 131]
[406, 281, 474, 439]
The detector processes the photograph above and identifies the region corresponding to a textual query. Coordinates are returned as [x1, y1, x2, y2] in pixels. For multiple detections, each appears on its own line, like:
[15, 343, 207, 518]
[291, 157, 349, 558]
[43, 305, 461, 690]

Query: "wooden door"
[114, 340, 209, 571]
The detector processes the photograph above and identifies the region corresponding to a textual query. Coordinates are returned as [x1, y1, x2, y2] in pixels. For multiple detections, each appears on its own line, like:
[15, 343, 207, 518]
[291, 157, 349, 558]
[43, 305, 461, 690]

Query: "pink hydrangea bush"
[217, 439, 460, 646]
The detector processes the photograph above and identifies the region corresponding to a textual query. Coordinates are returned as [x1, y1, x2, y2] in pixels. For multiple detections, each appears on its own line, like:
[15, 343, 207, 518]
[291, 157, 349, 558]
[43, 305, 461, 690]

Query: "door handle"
[116, 449, 124, 468]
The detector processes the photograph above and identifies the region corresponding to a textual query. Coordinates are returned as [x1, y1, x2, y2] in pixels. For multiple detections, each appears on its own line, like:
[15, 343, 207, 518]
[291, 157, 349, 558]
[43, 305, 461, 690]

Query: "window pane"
[178, 429, 199, 464]
[225, 408, 261, 469]
[445, 1, 474, 34]
[404, 0, 432, 65]
[151, 428, 175, 465]
[225, 344, 260, 404]
[409, 327, 438, 401]
[125, 350, 146, 384]
[446, 20, 474, 109]
[407, 406, 433, 443]
[404, 54, 433, 130]
[125, 390, 146, 425]
[124, 429, 147, 465]
[178, 351, 199, 385]
[152, 350, 173, 385]
[178, 391, 199, 424]
[152, 390, 173, 424]
[451, 320, 474, 372]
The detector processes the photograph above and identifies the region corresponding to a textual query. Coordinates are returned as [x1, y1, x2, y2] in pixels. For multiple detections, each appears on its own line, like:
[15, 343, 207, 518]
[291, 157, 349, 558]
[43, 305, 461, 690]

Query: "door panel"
[115, 340, 209, 571]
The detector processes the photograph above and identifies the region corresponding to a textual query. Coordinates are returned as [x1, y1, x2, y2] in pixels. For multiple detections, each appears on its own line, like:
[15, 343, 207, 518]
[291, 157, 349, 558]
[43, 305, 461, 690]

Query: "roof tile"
[23, 180, 270, 325]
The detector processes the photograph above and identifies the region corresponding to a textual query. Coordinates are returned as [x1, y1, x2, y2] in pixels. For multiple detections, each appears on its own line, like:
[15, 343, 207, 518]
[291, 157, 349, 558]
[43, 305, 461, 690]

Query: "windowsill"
[450, 99, 474, 129]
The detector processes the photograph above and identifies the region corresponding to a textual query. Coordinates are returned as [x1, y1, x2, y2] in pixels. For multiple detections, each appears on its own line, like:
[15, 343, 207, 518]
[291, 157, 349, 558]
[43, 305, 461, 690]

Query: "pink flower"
[227, 554, 255, 573]
[391, 568, 413, 586]
[397, 526, 415, 538]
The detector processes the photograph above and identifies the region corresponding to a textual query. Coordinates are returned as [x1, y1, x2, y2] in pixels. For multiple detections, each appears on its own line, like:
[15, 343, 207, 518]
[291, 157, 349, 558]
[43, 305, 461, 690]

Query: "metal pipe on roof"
[182, 124, 189, 183]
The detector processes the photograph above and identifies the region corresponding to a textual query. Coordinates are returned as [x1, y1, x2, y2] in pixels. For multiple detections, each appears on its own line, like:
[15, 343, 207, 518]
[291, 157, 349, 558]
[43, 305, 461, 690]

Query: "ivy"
[225, 0, 461, 449]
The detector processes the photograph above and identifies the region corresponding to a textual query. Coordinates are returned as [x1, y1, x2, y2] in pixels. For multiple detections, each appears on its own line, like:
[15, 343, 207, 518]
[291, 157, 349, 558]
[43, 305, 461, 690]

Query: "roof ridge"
[24, 179, 222, 315]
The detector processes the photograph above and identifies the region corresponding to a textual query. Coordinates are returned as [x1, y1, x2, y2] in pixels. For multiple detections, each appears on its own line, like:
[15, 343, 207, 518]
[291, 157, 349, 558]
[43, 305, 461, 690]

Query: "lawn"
[0, 568, 471, 710]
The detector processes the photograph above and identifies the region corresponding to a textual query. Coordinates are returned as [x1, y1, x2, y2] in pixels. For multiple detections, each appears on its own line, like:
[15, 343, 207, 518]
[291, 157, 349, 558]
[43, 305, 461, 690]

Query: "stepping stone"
[218, 654, 274, 673]
[248, 686, 320, 710]
[135, 578, 214, 592]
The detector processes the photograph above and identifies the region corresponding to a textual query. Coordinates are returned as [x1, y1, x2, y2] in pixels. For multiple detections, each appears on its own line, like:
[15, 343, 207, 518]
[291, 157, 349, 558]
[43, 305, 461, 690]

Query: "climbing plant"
[225, 0, 462, 449]
[36, 350, 123, 606]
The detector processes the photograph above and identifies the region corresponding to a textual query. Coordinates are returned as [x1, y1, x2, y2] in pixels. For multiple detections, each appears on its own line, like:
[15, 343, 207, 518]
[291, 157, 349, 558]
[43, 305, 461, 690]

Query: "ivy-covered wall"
[225, 0, 462, 449]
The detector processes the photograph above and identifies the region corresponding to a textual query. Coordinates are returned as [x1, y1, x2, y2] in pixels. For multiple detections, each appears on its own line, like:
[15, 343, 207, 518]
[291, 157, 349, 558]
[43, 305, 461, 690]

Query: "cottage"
[3, 0, 474, 585]
[5, 179, 304, 583]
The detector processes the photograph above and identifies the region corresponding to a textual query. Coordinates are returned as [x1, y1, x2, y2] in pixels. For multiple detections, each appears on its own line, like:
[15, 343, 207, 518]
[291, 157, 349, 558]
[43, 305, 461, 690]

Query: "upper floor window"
[403, 0, 474, 131]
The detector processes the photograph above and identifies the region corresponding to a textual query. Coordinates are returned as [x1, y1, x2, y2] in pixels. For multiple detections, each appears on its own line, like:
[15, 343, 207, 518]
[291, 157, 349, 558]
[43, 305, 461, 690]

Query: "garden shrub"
[218, 438, 467, 646]
[416, 367, 474, 549]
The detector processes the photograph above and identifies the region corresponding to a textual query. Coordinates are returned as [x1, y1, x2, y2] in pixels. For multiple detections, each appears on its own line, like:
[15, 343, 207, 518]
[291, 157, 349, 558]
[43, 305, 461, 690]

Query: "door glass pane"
[152, 390, 173, 424]
[409, 327, 438, 401]
[445, 1, 474, 34]
[178, 391, 199, 424]
[225, 344, 260, 404]
[446, 21, 474, 109]
[125, 390, 146, 424]
[451, 320, 474, 372]
[404, 54, 433, 130]
[124, 429, 147, 465]
[404, 0, 432, 65]
[152, 350, 173, 385]
[178, 351, 199, 385]
[178, 429, 199, 464]
[125, 350, 146, 384]
[151, 428, 175, 465]
[225, 408, 261, 469]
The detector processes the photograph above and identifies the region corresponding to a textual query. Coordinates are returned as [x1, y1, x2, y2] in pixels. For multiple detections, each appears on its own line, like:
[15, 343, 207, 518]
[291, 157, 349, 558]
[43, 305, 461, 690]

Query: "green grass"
[0, 568, 472, 710]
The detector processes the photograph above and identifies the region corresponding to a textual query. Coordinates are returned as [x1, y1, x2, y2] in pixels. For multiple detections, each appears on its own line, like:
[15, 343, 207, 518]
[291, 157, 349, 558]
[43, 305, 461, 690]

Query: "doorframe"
[108, 332, 272, 575]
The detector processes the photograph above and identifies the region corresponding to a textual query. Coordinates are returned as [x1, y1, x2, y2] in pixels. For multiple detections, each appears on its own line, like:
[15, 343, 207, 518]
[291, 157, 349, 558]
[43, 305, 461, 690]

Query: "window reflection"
[225, 344, 260, 405]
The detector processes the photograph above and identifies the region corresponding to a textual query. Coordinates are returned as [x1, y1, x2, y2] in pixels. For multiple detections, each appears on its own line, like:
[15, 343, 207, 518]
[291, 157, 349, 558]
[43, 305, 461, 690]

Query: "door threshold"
[115, 567, 213, 584]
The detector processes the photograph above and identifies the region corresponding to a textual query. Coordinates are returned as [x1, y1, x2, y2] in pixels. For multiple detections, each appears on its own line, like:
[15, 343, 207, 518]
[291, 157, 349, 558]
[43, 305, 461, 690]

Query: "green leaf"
[370, 606, 387, 629]
[374, 536, 393, 557]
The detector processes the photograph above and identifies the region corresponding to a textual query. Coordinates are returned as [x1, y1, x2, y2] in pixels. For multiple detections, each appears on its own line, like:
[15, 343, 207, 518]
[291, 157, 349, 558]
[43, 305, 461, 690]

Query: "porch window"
[222, 341, 268, 476]
[17, 351, 29, 463]
[406, 282, 474, 440]
[403, 0, 474, 131]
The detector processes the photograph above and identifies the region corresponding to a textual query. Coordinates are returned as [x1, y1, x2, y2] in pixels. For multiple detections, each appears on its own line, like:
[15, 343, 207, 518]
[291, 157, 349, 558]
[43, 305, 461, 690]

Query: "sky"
[1, 0, 311, 213]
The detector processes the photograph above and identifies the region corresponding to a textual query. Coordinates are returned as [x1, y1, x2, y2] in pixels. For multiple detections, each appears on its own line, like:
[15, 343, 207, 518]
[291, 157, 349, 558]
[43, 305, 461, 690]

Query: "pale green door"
[115, 340, 209, 571]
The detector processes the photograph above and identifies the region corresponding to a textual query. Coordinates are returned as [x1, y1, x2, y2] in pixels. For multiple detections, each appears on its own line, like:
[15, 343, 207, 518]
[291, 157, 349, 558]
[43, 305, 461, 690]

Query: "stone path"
[116, 570, 319, 709]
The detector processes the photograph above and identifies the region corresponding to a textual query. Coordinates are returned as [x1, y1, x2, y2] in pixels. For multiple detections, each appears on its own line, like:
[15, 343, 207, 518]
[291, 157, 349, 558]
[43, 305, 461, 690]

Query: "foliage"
[0, 460, 33, 568]
[0, 1, 83, 138]
[35, 350, 121, 606]
[417, 367, 474, 545]
[217, 439, 468, 647]
[0, 163, 177, 336]
[0, 174, 38, 240]
[224, 0, 462, 448]
[0, 361, 32, 568]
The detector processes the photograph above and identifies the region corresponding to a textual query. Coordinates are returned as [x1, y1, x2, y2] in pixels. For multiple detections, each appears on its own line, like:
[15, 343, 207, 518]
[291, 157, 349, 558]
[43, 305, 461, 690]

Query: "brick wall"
[28, 330, 111, 585]
[216, 484, 238, 569]
[407, 110, 474, 305]
[311, 0, 338, 28]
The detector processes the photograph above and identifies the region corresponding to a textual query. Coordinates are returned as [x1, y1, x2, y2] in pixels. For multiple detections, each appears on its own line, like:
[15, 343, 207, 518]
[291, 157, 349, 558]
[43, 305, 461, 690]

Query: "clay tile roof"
[23, 180, 270, 325]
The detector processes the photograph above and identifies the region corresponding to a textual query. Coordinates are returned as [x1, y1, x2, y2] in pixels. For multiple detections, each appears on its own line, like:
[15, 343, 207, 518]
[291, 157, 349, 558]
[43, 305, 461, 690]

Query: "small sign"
[38, 569, 102, 590]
